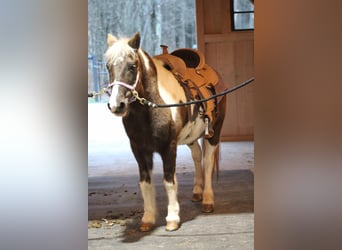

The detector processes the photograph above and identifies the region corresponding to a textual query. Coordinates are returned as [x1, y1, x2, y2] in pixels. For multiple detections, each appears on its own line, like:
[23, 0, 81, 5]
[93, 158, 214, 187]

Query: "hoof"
[192, 193, 203, 202]
[202, 204, 214, 213]
[140, 222, 154, 232]
[166, 221, 180, 231]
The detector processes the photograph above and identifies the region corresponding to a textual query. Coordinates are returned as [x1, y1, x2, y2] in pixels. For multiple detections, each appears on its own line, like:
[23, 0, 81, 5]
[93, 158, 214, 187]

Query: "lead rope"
[129, 77, 255, 108]
[89, 77, 254, 107]
[88, 77, 255, 136]
[132, 77, 254, 137]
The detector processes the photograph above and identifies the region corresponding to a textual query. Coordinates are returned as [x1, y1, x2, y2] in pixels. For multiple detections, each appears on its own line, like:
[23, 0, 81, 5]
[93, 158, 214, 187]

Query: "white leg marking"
[140, 180, 156, 224]
[188, 141, 203, 195]
[164, 178, 180, 223]
[203, 140, 218, 205]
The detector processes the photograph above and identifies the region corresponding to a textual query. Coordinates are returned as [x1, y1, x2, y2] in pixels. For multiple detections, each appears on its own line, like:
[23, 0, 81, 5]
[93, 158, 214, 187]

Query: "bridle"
[107, 72, 140, 103]
[107, 71, 140, 91]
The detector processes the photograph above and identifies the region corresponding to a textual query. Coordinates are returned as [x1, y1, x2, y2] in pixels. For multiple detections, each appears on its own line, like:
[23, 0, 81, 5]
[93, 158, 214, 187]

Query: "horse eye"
[128, 64, 136, 71]
[105, 89, 111, 96]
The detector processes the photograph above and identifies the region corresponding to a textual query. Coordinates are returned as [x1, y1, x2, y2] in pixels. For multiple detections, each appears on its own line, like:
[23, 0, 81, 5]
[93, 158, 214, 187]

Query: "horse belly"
[177, 117, 205, 145]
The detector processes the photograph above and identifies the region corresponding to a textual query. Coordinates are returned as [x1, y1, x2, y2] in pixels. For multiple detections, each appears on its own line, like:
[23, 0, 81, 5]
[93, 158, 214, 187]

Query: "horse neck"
[136, 50, 159, 99]
[122, 50, 157, 121]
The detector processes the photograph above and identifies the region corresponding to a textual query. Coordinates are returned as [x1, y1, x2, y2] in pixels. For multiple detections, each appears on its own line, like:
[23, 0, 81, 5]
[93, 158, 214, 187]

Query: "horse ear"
[128, 32, 140, 50]
[107, 34, 117, 47]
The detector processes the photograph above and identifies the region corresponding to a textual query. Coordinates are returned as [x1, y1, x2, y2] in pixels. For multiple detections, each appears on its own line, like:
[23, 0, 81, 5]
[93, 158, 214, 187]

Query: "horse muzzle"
[107, 101, 128, 117]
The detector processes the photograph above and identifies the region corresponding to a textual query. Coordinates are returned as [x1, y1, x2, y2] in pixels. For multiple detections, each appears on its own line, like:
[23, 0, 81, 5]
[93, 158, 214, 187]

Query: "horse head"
[105, 32, 141, 116]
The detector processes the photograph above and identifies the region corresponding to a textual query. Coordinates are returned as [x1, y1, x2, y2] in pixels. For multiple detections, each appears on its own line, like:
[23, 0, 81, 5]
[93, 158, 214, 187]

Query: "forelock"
[105, 38, 136, 65]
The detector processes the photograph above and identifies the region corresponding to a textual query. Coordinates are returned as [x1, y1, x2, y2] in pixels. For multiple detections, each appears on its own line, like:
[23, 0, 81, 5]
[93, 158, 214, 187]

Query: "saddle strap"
[179, 81, 194, 123]
[178, 79, 210, 123]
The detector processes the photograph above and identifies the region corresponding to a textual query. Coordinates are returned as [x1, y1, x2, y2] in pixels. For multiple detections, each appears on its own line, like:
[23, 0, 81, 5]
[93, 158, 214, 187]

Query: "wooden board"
[196, 0, 254, 141]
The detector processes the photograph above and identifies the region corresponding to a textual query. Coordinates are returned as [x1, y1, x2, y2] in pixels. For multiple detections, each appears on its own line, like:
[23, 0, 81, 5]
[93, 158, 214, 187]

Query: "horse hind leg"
[201, 95, 226, 213]
[202, 139, 218, 213]
[188, 141, 203, 202]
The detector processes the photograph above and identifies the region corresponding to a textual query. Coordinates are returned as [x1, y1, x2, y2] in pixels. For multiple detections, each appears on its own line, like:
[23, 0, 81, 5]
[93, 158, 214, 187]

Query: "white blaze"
[108, 84, 120, 109]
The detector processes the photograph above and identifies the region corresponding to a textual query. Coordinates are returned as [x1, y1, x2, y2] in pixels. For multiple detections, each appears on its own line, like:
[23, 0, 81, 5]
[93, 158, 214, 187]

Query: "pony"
[105, 32, 226, 232]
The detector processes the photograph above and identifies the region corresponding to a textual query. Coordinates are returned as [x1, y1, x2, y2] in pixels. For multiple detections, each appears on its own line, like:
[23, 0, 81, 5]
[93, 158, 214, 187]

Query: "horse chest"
[123, 110, 174, 147]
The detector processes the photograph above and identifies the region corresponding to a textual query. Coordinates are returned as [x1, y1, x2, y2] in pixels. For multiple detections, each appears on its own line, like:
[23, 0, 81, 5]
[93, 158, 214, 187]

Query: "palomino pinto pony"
[105, 32, 226, 232]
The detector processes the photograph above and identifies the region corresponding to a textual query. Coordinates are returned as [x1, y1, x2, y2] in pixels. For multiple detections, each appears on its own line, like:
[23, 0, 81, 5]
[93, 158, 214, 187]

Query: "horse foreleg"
[139, 176, 156, 232]
[161, 144, 180, 231]
[164, 176, 180, 231]
[202, 139, 218, 213]
[188, 141, 203, 202]
[132, 148, 156, 232]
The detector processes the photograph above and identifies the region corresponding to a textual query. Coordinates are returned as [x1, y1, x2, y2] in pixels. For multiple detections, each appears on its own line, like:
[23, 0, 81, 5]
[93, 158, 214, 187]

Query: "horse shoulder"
[151, 59, 187, 125]
[153, 59, 186, 103]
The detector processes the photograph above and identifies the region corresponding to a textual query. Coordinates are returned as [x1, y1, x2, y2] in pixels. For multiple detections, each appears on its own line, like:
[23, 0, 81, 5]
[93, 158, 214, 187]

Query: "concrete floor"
[88, 103, 254, 249]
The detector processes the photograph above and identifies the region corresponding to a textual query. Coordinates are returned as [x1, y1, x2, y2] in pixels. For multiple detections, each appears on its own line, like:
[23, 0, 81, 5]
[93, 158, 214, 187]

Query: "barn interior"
[88, 104, 254, 248]
[88, 0, 254, 248]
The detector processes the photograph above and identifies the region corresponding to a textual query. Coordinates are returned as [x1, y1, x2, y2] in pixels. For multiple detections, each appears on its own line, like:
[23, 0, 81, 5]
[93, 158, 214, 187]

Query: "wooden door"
[196, 0, 254, 141]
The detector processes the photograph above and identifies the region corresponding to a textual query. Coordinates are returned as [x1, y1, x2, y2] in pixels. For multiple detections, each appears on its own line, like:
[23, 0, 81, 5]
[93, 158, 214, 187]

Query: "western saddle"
[154, 45, 225, 138]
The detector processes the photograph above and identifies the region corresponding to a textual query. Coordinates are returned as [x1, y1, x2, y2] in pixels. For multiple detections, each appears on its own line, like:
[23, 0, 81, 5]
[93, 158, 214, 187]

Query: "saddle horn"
[160, 45, 169, 54]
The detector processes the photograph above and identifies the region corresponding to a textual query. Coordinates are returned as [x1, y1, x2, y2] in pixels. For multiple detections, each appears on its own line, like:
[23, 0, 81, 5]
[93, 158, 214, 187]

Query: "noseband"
[108, 72, 140, 91]
[107, 72, 140, 103]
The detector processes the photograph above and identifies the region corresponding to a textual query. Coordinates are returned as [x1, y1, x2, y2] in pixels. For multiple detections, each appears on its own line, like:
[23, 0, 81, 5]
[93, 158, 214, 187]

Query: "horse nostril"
[119, 102, 125, 109]
[107, 101, 126, 114]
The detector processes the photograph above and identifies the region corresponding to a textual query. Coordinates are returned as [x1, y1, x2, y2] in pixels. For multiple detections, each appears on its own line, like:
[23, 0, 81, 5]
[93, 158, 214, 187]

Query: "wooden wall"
[196, 0, 254, 141]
